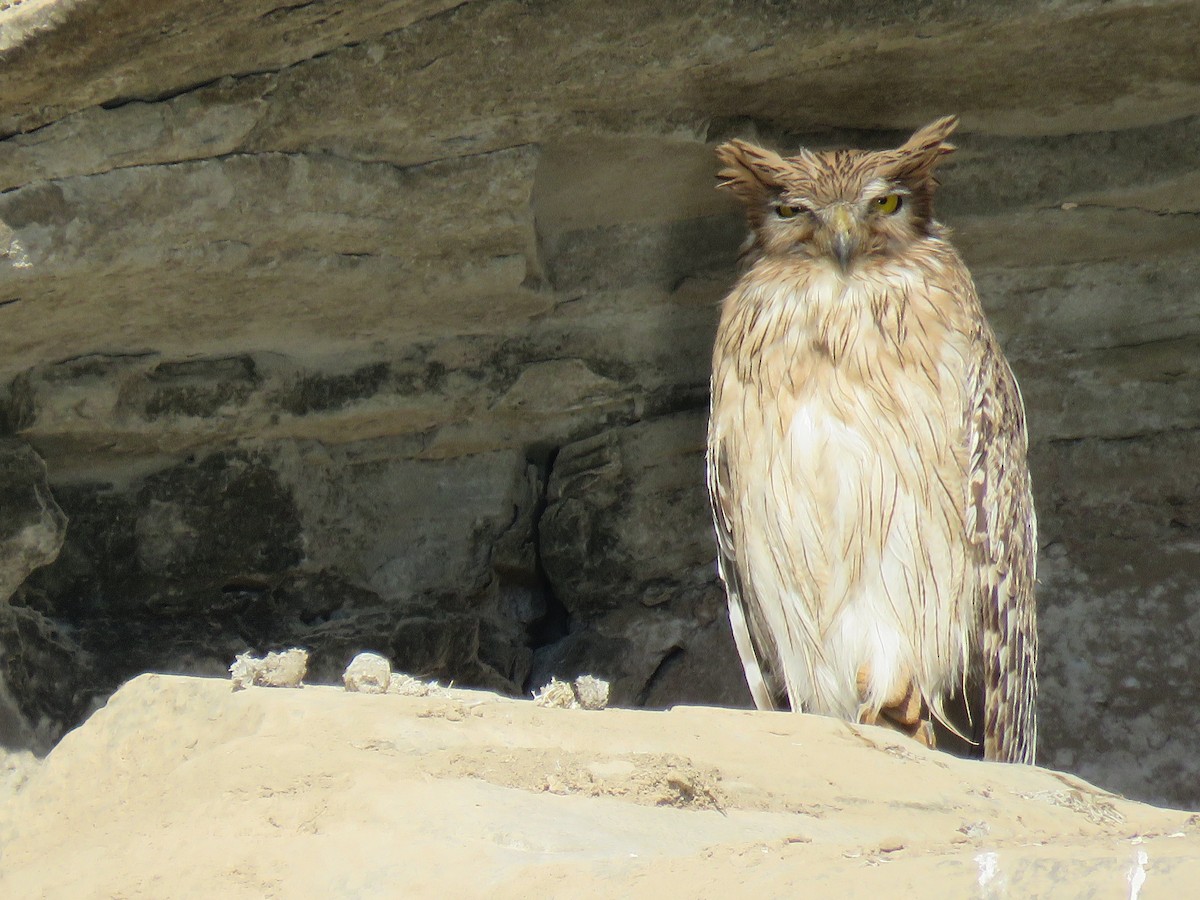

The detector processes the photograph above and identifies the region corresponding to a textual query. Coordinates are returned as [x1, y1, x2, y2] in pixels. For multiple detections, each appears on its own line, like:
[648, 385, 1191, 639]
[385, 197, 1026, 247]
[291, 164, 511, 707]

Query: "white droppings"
[2, 231, 31, 268]
[8, 239, 31, 268]
[1127, 848, 1148, 900]
[975, 850, 1006, 898]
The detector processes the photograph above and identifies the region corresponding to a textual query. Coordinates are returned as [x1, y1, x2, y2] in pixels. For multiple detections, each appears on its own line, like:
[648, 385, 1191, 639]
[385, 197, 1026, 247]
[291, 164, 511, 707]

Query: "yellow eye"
[775, 203, 799, 219]
[874, 194, 902, 215]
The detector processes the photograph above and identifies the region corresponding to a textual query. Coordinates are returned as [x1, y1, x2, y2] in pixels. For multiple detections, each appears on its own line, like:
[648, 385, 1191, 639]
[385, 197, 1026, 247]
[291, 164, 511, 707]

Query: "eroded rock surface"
[3, 674, 1199, 897]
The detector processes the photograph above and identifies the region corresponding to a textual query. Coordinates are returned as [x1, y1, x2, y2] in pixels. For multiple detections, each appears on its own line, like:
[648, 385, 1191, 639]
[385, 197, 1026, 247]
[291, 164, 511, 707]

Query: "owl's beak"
[832, 230, 855, 271]
[828, 206, 858, 272]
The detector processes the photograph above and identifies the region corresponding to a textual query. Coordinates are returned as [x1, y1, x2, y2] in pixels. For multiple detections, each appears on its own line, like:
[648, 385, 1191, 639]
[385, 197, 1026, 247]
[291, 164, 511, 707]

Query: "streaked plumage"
[707, 117, 1037, 763]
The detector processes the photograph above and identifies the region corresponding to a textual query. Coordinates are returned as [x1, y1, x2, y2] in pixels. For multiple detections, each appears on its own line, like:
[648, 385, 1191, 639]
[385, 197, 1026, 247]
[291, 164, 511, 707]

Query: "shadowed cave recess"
[1, 0, 1200, 810]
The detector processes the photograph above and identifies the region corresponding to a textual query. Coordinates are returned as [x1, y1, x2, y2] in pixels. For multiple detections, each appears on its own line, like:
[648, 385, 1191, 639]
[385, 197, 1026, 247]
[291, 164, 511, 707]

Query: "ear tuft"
[902, 115, 959, 158]
[715, 139, 789, 206]
[883, 115, 959, 184]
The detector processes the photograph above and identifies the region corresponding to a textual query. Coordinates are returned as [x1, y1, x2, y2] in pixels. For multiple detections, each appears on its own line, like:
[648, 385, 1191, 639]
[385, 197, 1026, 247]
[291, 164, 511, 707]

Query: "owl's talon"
[857, 665, 924, 728]
[855, 664, 880, 725]
[857, 667, 933, 749]
[855, 664, 872, 701]
[881, 677, 922, 729]
[911, 720, 936, 749]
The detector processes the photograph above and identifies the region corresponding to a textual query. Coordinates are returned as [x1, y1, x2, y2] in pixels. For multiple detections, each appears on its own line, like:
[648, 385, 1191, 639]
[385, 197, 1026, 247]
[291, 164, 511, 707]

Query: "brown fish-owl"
[706, 117, 1037, 763]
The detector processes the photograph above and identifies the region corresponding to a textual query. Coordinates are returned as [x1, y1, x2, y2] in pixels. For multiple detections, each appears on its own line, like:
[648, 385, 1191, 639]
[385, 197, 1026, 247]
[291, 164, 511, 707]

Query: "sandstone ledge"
[0, 674, 1195, 897]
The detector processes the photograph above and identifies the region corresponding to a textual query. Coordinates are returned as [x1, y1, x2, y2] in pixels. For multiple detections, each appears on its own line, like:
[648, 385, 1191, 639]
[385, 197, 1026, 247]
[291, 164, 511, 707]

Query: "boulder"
[2, 674, 1198, 896]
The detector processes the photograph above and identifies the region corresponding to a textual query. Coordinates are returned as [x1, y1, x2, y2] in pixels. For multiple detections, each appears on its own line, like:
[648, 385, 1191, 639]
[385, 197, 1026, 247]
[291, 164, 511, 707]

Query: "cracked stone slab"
[0, 146, 542, 379]
[7, 1, 1200, 144]
[0, 0, 472, 134]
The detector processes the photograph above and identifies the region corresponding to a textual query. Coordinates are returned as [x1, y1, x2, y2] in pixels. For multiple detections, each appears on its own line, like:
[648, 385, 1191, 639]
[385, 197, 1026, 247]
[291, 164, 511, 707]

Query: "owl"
[706, 117, 1037, 764]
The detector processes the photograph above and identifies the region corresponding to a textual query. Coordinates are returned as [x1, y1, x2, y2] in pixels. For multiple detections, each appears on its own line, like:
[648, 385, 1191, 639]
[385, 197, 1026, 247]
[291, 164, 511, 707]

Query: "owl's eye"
[874, 194, 902, 215]
[775, 203, 800, 219]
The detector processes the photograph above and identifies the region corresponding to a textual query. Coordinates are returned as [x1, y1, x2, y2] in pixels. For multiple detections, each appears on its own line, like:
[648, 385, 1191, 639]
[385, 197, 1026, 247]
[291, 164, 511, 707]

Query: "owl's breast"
[710, 272, 978, 714]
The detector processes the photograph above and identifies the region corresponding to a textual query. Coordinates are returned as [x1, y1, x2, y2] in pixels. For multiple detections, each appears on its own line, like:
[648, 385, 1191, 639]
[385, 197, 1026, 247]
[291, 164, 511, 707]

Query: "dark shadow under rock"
[0, 439, 66, 601]
[0, 438, 72, 751]
[533, 412, 751, 708]
[0, 596, 88, 752]
[8, 439, 550, 740]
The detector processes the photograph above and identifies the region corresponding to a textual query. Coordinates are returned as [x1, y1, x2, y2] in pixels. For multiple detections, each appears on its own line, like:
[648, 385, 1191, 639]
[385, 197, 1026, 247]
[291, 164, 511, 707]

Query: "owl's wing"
[965, 325, 1039, 764]
[707, 436, 788, 711]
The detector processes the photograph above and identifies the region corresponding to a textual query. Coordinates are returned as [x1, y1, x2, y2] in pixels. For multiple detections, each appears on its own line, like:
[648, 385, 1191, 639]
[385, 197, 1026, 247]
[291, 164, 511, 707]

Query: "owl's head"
[716, 116, 958, 271]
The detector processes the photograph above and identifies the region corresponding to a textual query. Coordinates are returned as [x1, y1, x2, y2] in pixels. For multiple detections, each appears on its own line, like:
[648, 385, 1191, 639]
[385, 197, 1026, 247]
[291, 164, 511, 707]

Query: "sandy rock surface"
[0, 674, 1195, 898]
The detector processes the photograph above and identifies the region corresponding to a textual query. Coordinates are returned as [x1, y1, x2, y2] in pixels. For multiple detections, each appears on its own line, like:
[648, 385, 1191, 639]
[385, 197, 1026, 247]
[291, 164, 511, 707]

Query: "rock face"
[4, 674, 1200, 898]
[0, 439, 69, 750]
[0, 0, 1199, 810]
[536, 412, 749, 709]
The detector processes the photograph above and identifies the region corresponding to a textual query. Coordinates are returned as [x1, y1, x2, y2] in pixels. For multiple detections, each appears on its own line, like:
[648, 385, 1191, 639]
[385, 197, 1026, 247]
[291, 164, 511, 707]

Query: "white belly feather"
[733, 369, 972, 720]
